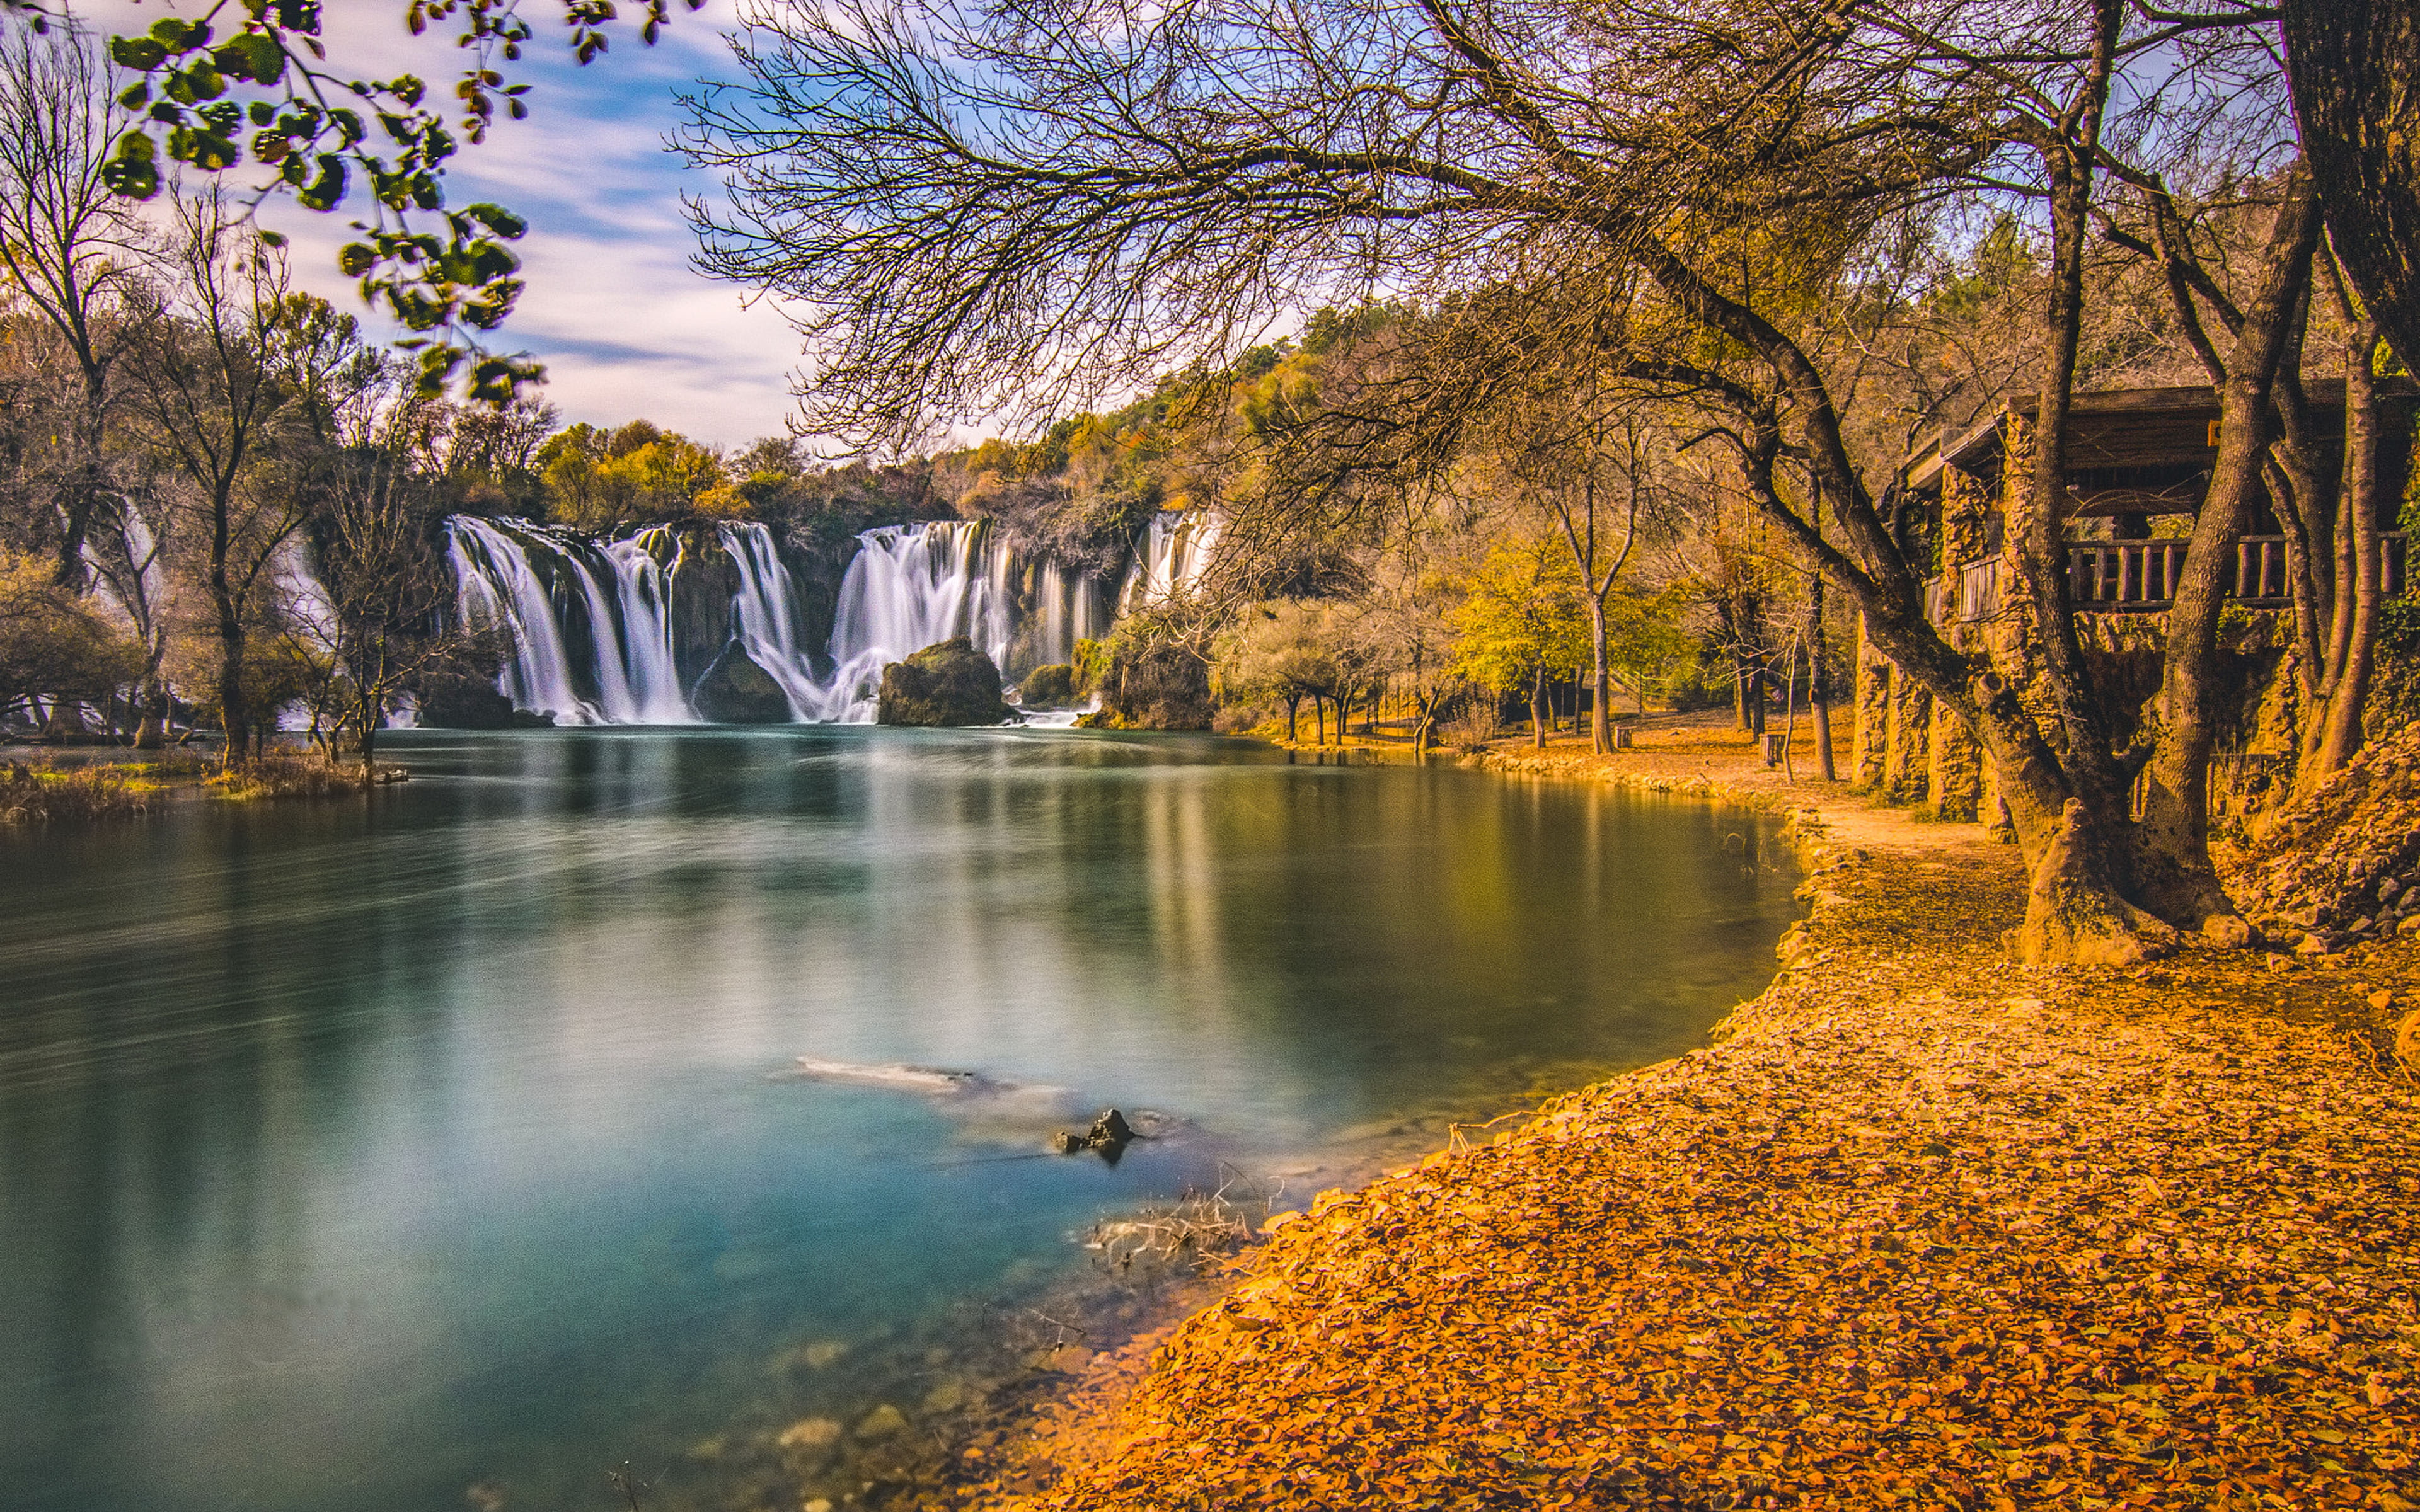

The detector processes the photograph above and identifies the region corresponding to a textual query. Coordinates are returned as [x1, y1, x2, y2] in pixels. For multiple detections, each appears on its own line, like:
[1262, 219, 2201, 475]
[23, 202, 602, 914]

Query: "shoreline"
[955, 718, 2420, 1509]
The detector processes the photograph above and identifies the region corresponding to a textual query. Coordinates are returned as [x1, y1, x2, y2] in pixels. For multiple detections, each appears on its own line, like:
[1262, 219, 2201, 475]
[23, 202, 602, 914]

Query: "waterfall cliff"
[446, 515, 1129, 726]
[1121, 510, 1223, 612]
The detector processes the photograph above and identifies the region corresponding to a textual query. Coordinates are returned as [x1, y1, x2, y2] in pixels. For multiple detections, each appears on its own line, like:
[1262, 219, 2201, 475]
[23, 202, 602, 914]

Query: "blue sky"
[89, 0, 805, 447]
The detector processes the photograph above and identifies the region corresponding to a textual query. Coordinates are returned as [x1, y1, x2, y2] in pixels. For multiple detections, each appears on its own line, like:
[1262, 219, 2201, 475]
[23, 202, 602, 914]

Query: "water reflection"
[0, 728, 1794, 1512]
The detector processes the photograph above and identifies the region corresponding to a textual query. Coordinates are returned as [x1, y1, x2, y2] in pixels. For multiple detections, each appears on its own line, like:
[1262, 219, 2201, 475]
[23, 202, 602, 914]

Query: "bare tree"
[127, 190, 309, 765]
[0, 20, 145, 586]
[292, 399, 481, 774]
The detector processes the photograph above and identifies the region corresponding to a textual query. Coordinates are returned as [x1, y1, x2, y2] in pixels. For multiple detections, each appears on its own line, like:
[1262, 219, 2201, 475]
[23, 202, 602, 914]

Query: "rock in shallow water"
[693, 642, 793, 723]
[853, 1403, 910, 1440]
[876, 638, 1016, 727]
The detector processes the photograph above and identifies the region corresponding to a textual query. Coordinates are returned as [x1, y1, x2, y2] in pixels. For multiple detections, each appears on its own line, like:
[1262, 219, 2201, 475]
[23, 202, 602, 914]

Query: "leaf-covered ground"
[962, 773, 2420, 1511]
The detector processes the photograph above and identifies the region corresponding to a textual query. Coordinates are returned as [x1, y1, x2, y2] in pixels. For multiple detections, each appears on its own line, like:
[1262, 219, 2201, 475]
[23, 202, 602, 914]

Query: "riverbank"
[956, 718, 2420, 1509]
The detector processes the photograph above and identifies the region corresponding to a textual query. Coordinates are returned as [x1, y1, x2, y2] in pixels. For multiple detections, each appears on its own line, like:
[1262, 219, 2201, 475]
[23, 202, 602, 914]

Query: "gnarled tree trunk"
[2285, 0, 2420, 376]
[2132, 167, 2322, 924]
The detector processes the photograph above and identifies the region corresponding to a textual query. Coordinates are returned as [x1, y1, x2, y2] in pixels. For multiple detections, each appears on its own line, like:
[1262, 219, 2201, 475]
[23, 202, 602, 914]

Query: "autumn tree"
[1450, 535, 1591, 750]
[539, 420, 732, 529]
[0, 542, 140, 719]
[1218, 599, 1345, 743]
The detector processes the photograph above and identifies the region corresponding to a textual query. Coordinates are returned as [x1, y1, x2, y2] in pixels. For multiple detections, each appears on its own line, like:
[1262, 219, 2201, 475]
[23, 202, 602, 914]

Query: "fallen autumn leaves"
[986, 821, 2420, 1511]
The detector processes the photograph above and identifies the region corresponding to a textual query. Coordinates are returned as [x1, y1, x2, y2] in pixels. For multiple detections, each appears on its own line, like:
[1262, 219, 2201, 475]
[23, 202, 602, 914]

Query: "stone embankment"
[957, 717, 2420, 1511]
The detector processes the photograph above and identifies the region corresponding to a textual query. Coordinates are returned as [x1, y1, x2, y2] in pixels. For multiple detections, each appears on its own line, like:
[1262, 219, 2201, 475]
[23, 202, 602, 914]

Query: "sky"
[85, 0, 807, 448]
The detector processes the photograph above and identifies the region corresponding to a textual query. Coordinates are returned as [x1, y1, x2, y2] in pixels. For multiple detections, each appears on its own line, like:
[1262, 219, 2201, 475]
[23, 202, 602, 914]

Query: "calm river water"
[0, 728, 1794, 1512]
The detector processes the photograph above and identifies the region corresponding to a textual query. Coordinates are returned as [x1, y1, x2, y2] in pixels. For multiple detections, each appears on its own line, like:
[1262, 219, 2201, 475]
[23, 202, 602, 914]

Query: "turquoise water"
[0, 728, 1794, 1511]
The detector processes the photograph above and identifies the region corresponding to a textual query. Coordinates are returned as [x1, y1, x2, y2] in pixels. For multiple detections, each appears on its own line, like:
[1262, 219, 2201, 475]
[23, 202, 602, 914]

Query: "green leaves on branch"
[93, 1, 708, 403]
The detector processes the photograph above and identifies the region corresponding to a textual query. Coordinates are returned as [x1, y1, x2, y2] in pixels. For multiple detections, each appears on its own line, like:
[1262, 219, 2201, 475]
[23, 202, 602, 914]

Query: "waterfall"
[447, 513, 1119, 725]
[1037, 560, 1105, 668]
[815, 520, 1015, 722]
[446, 517, 694, 725]
[601, 526, 694, 723]
[449, 517, 595, 723]
[719, 520, 833, 720]
[1121, 510, 1222, 612]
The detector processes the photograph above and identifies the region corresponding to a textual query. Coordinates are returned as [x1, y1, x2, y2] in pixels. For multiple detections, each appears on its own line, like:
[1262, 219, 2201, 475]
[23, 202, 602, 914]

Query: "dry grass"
[0, 759, 157, 823]
[207, 752, 393, 801]
[1083, 1181, 1281, 1277]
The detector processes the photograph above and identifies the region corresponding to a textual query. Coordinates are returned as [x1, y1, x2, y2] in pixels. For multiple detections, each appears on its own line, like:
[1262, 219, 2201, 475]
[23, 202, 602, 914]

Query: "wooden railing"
[1923, 534, 2406, 623]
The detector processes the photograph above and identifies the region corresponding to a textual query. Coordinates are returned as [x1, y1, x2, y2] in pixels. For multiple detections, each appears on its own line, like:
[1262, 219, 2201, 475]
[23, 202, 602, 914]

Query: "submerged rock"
[692, 642, 793, 724]
[853, 1403, 910, 1440]
[1052, 1107, 1137, 1159]
[777, 1416, 842, 1452]
[876, 637, 1015, 727]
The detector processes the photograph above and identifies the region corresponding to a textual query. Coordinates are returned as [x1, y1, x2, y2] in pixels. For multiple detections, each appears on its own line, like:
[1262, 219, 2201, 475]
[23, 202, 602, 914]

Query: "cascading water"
[449, 514, 1126, 724]
[446, 517, 694, 725]
[1121, 510, 1223, 612]
[601, 526, 694, 724]
[1037, 560, 1103, 667]
[719, 520, 833, 720]
[449, 517, 596, 724]
[814, 520, 1017, 721]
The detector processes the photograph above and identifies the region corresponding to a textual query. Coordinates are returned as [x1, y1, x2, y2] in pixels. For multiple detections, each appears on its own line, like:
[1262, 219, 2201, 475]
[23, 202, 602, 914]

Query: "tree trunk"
[2285, 0, 2420, 376]
[1809, 571, 1836, 781]
[1588, 596, 1611, 754]
[1531, 668, 1548, 750]
[2300, 313, 2387, 781]
[2131, 166, 2320, 925]
[217, 627, 248, 765]
[2019, 133, 2131, 842]
[1285, 694, 1299, 743]
[134, 677, 168, 750]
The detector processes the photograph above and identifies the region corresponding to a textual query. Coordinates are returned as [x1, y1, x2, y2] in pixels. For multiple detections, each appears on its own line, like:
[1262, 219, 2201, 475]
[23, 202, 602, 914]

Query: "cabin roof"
[1903, 379, 2413, 503]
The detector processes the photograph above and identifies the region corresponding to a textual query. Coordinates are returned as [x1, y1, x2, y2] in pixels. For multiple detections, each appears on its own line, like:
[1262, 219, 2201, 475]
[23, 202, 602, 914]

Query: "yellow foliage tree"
[1449, 536, 1591, 749]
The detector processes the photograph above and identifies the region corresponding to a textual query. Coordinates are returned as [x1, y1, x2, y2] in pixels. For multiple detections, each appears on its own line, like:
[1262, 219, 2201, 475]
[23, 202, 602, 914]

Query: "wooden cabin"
[1853, 381, 2417, 824]
[1899, 381, 2416, 622]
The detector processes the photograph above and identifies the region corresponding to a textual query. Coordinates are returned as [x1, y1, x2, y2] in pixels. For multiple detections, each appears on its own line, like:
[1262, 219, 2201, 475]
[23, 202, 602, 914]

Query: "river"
[0, 728, 1795, 1512]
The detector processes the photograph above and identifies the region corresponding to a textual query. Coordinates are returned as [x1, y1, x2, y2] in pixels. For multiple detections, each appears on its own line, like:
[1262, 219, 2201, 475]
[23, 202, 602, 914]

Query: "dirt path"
[956, 721, 2420, 1511]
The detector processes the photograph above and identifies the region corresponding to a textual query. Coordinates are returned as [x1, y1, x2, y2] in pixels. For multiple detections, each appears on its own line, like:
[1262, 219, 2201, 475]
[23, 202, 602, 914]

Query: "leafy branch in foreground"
[20, 0, 706, 401]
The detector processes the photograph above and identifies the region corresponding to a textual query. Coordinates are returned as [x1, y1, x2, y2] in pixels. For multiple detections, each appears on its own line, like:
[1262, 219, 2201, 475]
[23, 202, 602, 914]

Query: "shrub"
[209, 752, 384, 802]
[0, 760, 153, 823]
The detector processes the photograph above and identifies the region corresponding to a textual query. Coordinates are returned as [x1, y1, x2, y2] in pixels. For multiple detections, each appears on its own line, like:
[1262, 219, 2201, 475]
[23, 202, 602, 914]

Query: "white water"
[815, 521, 1017, 721]
[718, 521, 831, 720]
[451, 515, 1134, 725]
[1037, 559, 1102, 668]
[1121, 510, 1222, 612]
[601, 527, 694, 724]
[446, 518, 694, 725]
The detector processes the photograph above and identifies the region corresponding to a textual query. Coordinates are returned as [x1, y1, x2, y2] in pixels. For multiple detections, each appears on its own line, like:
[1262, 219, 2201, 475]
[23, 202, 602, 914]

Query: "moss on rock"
[877, 638, 1016, 727]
